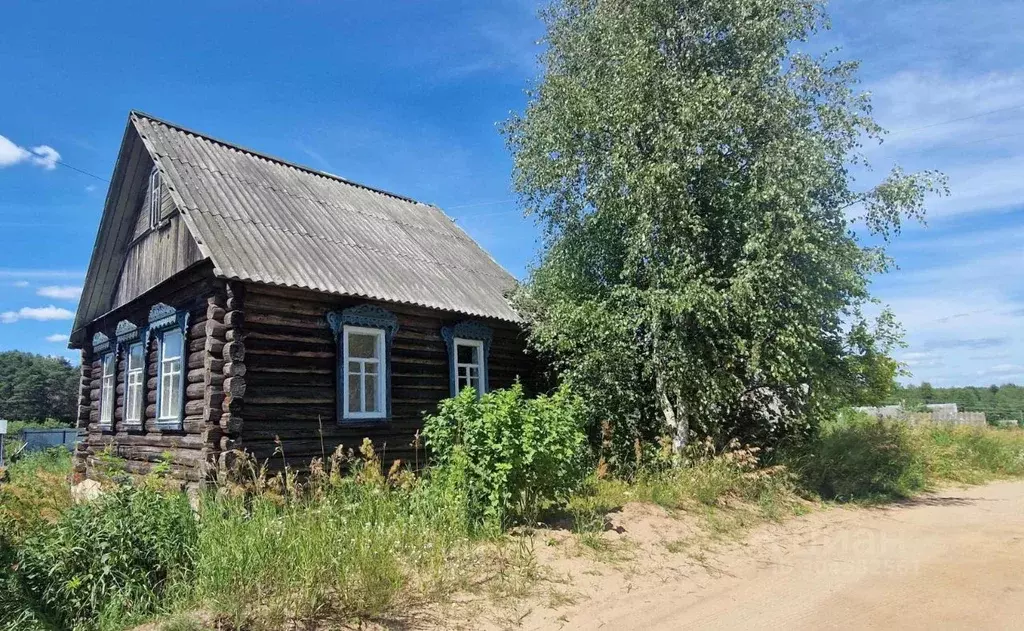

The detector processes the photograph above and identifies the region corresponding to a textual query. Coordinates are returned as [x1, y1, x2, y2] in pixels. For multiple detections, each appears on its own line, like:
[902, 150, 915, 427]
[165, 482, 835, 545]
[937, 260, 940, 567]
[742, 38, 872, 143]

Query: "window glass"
[100, 353, 115, 424]
[454, 339, 484, 395]
[348, 333, 378, 359]
[125, 343, 145, 424]
[159, 330, 183, 420]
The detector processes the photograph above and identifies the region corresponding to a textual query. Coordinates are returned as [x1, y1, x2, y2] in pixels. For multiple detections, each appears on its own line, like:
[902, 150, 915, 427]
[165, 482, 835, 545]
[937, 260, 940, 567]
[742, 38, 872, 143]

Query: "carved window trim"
[148, 303, 189, 431]
[441, 321, 493, 398]
[327, 305, 399, 423]
[116, 320, 146, 429]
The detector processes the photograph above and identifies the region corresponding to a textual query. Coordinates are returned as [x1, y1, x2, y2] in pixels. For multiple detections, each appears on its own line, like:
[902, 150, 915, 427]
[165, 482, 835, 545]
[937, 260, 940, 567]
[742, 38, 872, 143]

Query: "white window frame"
[124, 342, 145, 425]
[149, 166, 162, 228]
[453, 338, 485, 397]
[157, 329, 184, 423]
[99, 352, 115, 426]
[342, 325, 387, 420]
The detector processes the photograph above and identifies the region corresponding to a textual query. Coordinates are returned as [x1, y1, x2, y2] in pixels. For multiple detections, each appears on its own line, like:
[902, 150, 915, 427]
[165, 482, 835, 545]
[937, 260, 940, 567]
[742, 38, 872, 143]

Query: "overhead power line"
[55, 159, 109, 183]
[892, 102, 1024, 134]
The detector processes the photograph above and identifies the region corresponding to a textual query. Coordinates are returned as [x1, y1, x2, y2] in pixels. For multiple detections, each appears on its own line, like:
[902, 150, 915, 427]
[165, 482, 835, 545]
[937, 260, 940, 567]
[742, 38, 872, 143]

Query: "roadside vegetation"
[1, 403, 1023, 631]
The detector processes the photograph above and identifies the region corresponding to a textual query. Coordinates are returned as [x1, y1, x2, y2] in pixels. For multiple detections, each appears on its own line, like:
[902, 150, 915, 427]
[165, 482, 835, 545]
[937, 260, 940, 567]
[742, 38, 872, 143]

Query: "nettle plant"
[423, 383, 590, 528]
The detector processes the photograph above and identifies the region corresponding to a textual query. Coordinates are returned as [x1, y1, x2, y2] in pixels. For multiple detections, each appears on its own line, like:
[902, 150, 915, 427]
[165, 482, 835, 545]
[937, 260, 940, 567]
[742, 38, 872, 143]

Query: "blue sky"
[0, 0, 1021, 387]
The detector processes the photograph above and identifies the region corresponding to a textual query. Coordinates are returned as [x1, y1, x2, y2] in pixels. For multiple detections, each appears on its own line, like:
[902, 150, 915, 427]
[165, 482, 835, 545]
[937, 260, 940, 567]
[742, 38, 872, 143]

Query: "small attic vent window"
[149, 166, 162, 227]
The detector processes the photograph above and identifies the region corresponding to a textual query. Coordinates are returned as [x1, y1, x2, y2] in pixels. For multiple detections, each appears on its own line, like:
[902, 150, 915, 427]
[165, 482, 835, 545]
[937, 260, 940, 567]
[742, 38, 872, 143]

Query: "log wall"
[74, 273, 535, 482]
[241, 283, 535, 469]
[74, 264, 223, 488]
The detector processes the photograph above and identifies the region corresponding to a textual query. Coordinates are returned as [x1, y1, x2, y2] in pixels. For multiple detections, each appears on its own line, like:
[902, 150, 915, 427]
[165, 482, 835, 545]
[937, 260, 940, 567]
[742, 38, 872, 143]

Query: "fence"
[20, 428, 82, 453]
[853, 405, 988, 427]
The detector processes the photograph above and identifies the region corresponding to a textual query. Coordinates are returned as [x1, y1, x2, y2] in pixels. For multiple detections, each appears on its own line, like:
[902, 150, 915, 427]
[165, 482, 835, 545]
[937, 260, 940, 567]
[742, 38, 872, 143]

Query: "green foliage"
[10, 485, 197, 631]
[917, 424, 1024, 484]
[0, 448, 73, 537]
[187, 448, 475, 628]
[891, 383, 1024, 422]
[789, 413, 927, 501]
[503, 0, 946, 464]
[0, 351, 79, 423]
[423, 384, 590, 528]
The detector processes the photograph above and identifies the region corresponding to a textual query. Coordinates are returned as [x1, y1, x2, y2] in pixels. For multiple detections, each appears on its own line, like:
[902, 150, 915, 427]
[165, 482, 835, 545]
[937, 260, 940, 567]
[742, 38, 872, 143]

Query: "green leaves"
[505, 0, 947, 460]
[422, 384, 590, 528]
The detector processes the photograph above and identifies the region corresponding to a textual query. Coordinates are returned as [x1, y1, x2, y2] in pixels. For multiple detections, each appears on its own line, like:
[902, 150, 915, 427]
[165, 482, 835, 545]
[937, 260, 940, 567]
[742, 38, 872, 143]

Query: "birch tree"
[504, 0, 946, 466]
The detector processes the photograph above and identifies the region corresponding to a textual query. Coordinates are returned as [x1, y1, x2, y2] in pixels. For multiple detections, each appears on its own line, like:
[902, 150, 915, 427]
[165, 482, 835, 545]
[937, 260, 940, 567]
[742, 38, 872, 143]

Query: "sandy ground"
[459, 480, 1024, 630]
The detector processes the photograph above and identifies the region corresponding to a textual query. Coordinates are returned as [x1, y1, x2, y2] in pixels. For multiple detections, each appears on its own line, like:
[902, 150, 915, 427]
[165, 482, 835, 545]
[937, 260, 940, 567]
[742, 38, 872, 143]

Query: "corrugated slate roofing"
[132, 112, 520, 322]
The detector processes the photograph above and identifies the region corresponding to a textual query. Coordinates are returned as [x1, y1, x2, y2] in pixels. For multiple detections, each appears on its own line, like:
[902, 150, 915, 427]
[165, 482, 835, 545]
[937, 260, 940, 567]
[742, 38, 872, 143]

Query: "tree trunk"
[656, 371, 688, 454]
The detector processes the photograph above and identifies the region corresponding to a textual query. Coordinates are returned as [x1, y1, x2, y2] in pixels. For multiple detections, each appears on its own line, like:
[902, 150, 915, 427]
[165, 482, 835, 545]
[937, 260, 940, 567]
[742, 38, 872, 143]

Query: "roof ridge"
[130, 110, 426, 206]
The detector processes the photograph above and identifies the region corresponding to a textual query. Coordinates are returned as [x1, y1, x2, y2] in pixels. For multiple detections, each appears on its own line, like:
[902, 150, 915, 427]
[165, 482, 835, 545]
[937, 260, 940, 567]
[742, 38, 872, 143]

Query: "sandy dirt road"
[552, 480, 1024, 630]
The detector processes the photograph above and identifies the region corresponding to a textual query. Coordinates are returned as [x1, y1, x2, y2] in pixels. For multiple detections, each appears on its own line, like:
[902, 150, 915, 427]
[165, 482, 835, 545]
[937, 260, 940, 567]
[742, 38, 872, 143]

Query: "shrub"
[423, 383, 590, 528]
[790, 414, 927, 501]
[12, 484, 197, 630]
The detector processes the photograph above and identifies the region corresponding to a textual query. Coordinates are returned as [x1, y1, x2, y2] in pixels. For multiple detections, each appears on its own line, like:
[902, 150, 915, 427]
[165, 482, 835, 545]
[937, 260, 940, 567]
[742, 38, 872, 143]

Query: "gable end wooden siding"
[113, 166, 204, 311]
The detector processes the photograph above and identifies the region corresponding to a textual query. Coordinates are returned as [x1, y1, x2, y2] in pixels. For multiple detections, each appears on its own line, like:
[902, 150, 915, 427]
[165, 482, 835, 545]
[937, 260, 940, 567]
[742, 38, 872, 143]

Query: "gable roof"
[72, 111, 521, 343]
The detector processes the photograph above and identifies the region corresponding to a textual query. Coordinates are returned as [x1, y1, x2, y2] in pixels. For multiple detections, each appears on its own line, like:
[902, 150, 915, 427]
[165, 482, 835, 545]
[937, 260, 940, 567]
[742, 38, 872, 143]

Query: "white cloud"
[0, 269, 84, 279]
[0, 134, 30, 167]
[856, 70, 1024, 220]
[36, 285, 82, 300]
[28, 145, 60, 170]
[12, 280, 30, 288]
[85, 184, 97, 193]
[45, 333, 70, 343]
[0, 305, 75, 324]
[0, 134, 60, 170]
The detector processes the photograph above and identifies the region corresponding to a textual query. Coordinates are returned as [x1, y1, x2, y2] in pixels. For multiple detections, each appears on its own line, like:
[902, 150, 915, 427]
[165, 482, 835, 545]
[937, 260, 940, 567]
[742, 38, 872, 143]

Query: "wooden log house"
[69, 112, 533, 488]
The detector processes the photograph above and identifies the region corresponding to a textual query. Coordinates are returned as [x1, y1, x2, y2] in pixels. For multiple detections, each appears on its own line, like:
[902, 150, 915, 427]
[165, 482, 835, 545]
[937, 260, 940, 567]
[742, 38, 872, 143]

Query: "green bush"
[791, 414, 927, 501]
[423, 383, 590, 528]
[11, 484, 197, 630]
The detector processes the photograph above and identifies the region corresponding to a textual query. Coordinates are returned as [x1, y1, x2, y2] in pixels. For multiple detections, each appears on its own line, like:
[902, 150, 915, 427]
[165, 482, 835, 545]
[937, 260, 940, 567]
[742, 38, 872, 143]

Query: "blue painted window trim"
[115, 320, 145, 429]
[326, 305, 399, 422]
[441, 321, 493, 398]
[148, 303, 189, 431]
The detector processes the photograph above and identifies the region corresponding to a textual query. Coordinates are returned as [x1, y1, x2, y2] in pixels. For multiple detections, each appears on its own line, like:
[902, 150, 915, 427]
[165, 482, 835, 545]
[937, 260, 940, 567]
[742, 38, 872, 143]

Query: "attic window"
[149, 166, 162, 228]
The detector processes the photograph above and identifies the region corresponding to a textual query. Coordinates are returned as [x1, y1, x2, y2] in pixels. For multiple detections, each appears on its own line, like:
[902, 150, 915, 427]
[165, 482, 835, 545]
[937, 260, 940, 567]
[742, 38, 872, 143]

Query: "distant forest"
[889, 383, 1024, 422]
[0, 351, 78, 423]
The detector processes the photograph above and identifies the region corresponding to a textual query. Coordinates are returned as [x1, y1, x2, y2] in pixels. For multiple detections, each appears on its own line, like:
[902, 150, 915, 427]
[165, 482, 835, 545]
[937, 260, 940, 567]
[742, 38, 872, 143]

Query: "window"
[124, 342, 145, 425]
[441, 321, 492, 398]
[149, 166, 162, 228]
[454, 338, 484, 395]
[99, 353, 115, 426]
[327, 305, 398, 423]
[157, 329, 183, 422]
[343, 326, 386, 419]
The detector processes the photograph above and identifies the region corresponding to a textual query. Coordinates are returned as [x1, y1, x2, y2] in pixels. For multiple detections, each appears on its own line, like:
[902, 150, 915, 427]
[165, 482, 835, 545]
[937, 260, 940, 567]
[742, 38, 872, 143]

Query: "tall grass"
[180, 441, 480, 629]
[788, 413, 1024, 501]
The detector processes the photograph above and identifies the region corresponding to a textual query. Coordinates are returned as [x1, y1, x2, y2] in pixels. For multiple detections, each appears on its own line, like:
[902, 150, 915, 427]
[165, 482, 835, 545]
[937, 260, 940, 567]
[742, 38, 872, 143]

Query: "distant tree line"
[0, 351, 78, 423]
[890, 383, 1024, 422]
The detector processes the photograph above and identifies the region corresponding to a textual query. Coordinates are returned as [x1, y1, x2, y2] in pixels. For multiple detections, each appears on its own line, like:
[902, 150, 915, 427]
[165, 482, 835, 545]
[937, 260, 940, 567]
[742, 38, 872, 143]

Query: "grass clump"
[10, 484, 197, 631]
[789, 412, 1024, 502]
[185, 440, 477, 629]
[790, 414, 928, 502]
